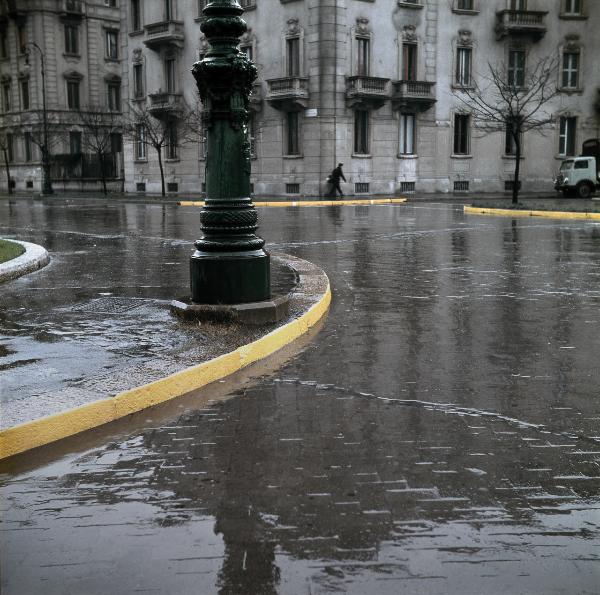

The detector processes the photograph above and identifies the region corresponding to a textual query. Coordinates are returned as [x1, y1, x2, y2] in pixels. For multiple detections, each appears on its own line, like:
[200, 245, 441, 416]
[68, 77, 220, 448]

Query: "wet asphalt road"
[1, 197, 600, 594]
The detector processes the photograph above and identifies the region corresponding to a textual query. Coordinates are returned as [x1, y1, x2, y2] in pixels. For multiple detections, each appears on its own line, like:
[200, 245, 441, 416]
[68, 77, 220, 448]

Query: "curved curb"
[464, 205, 600, 221]
[0, 240, 50, 284]
[0, 259, 331, 460]
[179, 198, 407, 208]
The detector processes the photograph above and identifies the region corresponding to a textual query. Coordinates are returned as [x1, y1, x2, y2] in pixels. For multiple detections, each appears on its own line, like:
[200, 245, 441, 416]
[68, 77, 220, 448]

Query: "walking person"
[328, 163, 346, 198]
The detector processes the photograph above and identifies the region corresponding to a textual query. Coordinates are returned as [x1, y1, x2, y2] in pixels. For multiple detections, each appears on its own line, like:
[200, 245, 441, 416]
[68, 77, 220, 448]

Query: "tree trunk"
[512, 130, 522, 206]
[157, 146, 165, 197]
[99, 151, 108, 196]
[2, 148, 12, 195]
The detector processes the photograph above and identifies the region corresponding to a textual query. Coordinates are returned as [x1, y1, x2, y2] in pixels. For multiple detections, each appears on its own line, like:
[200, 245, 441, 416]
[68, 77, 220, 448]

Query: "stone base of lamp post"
[190, 249, 270, 305]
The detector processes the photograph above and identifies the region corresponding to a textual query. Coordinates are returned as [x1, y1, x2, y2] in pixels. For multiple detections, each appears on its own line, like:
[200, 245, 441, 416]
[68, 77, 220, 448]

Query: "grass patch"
[0, 239, 25, 264]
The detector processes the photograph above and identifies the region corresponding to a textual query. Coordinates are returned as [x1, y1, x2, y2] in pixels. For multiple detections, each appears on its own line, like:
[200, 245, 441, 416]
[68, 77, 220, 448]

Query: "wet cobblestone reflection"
[1, 199, 600, 594]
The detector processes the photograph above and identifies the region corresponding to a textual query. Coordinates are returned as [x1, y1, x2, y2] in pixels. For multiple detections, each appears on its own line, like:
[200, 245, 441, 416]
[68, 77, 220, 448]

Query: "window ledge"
[352, 153, 372, 158]
[398, 154, 418, 159]
[105, 57, 119, 63]
[452, 83, 475, 91]
[397, 1, 423, 8]
[63, 53, 81, 60]
[451, 154, 472, 159]
[559, 87, 583, 95]
[283, 154, 303, 159]
[559, 13, 587, 20]
[134, 158, 148, 163]
[452, 9, 479, 15]
[502, 154, 525, 160]
[165, 158, 180, 163]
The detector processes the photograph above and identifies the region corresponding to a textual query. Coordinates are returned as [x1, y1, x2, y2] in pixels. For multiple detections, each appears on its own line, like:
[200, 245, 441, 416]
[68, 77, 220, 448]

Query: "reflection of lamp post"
[25, 42, 53, 195]
[190, 0, 269, 304]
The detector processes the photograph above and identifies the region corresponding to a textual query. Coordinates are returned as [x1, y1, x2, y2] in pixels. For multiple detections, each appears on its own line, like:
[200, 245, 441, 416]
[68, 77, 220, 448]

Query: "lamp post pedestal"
[190, 0, 270, 305]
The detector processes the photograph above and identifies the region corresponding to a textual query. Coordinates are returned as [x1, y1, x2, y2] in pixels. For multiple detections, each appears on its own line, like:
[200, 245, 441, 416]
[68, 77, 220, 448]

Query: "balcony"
[345, 76, 390, 109]
[266, 77, 309, 110]
[60, 0, 85, 18]
[148, 92, 184, 118]
[392, 80, 436, 111]
[143, 20, 185, 50]
[249, 82, 263, 113]
[495, 10, 547, 41]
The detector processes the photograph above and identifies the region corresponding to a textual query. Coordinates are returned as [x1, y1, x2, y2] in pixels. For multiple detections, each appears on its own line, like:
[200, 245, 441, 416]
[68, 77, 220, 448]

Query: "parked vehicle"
[554, 138, 600, 198]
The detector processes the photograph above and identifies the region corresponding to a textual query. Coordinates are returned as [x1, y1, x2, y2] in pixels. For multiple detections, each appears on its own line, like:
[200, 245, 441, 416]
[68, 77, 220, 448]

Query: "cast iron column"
[190, 0, 270, 304]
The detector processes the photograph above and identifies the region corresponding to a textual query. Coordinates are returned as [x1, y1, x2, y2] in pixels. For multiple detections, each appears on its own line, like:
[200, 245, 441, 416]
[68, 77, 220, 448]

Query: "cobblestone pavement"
[2, 198, 600, 594]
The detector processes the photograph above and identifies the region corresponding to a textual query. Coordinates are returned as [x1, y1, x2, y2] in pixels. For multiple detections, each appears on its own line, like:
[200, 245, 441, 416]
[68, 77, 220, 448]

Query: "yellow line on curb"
[464, 205, 600, 221]
[0, 284, 331, 460]
[179, 198, 407, 207]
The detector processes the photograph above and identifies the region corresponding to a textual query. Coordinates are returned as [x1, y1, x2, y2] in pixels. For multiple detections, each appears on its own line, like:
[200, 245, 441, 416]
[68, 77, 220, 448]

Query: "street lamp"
[190, 0, 270, 304]
[25, 42, 53, 195]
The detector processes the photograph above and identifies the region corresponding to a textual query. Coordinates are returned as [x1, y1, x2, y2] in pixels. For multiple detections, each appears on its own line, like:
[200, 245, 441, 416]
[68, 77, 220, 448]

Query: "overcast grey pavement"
[1, 195, 600, 594]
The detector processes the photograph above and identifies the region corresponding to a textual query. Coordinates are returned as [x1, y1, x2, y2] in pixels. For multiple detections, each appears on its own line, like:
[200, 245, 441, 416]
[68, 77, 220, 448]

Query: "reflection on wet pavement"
[1, 198, 600, 594]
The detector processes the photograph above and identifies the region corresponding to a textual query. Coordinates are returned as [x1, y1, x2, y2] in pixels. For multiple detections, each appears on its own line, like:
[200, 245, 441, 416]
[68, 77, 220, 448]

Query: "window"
[402, 43, 417, 81]
[65, 23, 79, 55]
[165, 122, 178, 159]
[18, 25, 26, 55]
[354, 110, 369, 154]
[285, 111, 299, 155]
[0, 30, 8, 59]
[106, 30, 118, 60]
[20, 79, 29, 110]
[562, 52, 579, 89]
[133, 63, 144, 98]
[505, 117, 523, 156]
[164, 0, 173, 20]
[165, 57, 176, 93]
[247, 114, 256, 157]
[399, 113, 416, 155]
[6, 133, 14, 162]
[107, 82, 121, 111]
[240, 44, 253, 62]
[508, 49, 525, 88]
[457, 0, 474, 8]
[453, 114, 470, 155]
[563, 0, 581, 14]
[67, 80, 80, 109]
[131, 0, 141, 30]
[286, 38, 300, 77]
[2, 82, 10, 112]
[110, 132, 122, 154]
[574, 159, 589, 169]
[105, 0, 117, 6]
[70, 130, 82, 154]
[357, 38, 369, 76]
[510, 0, 527, 9]
[559, 116, 576, 156]
[135, 124, 146, 159]
[24, 132, 33, 162]
[455, 47, 472, 86]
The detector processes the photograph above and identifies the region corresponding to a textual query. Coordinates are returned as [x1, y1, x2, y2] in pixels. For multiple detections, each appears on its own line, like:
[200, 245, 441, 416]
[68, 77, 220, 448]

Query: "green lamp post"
[190, 0, 270, 304]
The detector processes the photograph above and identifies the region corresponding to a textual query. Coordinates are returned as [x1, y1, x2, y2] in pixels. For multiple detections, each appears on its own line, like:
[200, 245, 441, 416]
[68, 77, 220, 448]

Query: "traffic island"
[0, 239, 50, 283]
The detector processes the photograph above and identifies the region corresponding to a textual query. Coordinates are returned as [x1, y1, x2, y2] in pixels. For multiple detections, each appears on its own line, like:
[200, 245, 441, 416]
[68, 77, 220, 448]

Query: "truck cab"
[555, 139, 600, 199]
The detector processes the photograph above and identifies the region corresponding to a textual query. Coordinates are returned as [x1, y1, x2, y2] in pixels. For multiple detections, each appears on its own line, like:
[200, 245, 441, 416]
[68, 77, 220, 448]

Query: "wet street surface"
[2, 197, 600, 594]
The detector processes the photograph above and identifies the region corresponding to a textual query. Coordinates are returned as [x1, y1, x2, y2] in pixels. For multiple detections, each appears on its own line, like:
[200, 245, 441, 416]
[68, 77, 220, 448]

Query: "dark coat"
[331, 166, 346, 183]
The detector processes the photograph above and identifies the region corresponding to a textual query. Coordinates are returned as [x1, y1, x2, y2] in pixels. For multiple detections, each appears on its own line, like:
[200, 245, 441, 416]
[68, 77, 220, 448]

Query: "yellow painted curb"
[0, 283, 331, 460]
[464, 205, 600, 221]
[179, 198, 407, 207]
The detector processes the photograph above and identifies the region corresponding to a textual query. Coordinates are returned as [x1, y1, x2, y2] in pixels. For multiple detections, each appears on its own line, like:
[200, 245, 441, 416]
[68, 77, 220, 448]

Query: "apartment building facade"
[1, 0, 599, 196]
[0, 0, 124, 193]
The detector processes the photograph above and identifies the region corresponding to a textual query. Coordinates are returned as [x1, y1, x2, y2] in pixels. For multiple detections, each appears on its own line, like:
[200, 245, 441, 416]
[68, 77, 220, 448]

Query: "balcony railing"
[143, 20, 185, 50]
[65, 0, 83, 13]
[392, 80, 436, 111]
[345, 76, 390, 108]
[496, 10, 547, 40]
[148, 92, 184, 117]
[266, 77, 310, 109]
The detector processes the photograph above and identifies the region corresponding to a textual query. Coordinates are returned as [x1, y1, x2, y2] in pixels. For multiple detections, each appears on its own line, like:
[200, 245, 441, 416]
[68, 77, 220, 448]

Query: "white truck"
[554, 138, 600, 199]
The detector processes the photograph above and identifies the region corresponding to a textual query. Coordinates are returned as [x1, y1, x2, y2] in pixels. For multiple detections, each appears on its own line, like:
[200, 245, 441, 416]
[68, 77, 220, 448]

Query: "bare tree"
[77, 106, 122, 195]
[0, 132, 13, 195]
[124, 101, 187, 197]
[454, 55, 559, 204]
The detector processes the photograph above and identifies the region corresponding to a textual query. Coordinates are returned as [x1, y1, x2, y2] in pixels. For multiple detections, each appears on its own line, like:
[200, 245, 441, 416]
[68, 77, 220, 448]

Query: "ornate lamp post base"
[190, 249, 270, 304]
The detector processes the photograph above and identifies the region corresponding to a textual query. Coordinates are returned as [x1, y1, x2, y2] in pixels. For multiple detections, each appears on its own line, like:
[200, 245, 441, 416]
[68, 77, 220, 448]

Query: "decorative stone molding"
[564, 33, 580, 50]
[356, 17, 370, 36]
[132, 48, 143, 63]
[402, 24, 417, 43]
[286, 18, 300, 36]
[457, 29, 473, 47]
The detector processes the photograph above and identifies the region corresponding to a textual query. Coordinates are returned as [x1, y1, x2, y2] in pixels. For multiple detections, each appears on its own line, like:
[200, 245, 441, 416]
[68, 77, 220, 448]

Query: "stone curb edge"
[179, 198, 408, 207]
[0, 260, 331, 460]
[0, 240, 50, 284]
[464, 205, 600, 221]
